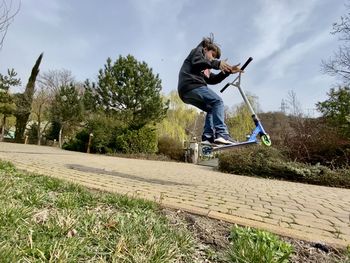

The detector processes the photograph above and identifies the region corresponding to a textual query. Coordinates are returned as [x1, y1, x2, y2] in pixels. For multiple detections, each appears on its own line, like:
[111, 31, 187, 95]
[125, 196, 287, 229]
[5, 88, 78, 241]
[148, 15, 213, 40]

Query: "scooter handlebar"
[241, 57, 253, 71]
[220, 57, 253, 93]
[220, 83, 230, 93]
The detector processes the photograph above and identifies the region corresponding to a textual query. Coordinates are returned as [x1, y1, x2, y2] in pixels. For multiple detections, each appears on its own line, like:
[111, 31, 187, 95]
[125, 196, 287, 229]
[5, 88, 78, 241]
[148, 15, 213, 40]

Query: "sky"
[0, 0, 347, 115]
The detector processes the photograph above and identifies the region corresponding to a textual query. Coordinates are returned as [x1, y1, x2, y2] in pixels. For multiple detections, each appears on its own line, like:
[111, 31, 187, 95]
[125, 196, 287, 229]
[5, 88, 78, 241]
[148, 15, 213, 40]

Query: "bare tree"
[286, 90, 302, 117]
[35, 69, 76, 144]
[322, 2, 350, 84]
[31, 87, 51, 145]
[37, 69, 75, 96]
[0, 0, 21, 50]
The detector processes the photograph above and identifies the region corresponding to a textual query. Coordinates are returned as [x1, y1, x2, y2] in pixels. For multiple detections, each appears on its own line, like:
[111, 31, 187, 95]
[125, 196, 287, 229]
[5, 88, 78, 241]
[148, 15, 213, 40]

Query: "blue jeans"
[181, 86, 229, 138]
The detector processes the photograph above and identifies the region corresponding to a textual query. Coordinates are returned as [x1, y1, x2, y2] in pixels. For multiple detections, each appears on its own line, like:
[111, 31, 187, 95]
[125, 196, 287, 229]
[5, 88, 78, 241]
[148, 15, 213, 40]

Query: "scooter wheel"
[261, 134, 272, 146]
[202, 146, 213, 155]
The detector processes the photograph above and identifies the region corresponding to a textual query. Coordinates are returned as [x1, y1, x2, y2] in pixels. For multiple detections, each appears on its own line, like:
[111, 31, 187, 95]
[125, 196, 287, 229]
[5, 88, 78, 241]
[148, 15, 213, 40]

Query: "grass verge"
[0, 160, 194, 262]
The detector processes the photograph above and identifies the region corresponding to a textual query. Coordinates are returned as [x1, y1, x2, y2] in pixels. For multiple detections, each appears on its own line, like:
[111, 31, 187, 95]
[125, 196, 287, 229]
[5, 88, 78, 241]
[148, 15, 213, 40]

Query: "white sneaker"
[201, 135, 214, 145]
[201, 140, 212, 145]
[214, 135, 237, 145]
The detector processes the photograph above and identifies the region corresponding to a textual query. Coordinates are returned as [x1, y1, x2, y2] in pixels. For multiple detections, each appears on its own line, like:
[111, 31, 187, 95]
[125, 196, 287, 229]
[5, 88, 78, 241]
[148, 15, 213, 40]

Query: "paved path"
[1, 142, 349, 248]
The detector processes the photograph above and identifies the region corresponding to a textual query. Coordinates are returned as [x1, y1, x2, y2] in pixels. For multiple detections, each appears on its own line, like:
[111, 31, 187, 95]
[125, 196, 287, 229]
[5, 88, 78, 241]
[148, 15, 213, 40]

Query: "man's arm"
[204, 71, 230, 85]
[205, 64, 243, 85]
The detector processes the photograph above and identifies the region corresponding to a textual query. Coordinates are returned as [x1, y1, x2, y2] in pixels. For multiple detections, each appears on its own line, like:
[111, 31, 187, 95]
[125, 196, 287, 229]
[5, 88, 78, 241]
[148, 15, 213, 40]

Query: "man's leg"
[209, 93, 228, 137]
[181, 87, 231, 141]
[211, 95, 236, 144]
[203, 112, 214, 143]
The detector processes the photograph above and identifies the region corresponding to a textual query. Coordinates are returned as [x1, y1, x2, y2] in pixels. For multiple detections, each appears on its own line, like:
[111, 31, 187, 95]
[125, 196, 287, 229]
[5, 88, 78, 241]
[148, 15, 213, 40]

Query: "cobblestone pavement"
[1, 142, 349, 248]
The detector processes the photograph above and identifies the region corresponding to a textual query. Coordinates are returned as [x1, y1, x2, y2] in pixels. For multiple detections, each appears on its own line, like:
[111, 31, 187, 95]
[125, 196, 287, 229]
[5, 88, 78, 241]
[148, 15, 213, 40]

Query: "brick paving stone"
[263, 204, 284, 213]
[1, 142, 350, 248]
[282, 208, 318, 218]
[292, 217, 336, 233]
[316, 214, 348, 226]
[268, 213, 295, 223]
[262, 217, 288, 227]
[288, 223, 338, 239]
[336, 215, 350, 223]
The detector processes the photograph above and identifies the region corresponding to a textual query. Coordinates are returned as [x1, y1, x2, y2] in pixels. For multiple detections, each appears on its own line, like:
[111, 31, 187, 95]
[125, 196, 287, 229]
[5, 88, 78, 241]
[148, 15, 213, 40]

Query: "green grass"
[226, 225, 293, 263]
[345, 246, 350, 263]
[0, 160, 194, 262]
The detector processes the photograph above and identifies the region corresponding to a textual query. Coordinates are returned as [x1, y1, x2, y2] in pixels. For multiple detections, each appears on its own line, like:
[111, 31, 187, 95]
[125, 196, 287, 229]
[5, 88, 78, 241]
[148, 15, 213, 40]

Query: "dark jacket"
[177, 46, 230, 98]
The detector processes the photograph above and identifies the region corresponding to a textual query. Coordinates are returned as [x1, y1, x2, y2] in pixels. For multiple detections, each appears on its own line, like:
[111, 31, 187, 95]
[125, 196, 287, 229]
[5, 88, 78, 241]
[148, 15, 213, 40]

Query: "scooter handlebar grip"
[241, 57, 253, 71]
[220, 83, 230, 93]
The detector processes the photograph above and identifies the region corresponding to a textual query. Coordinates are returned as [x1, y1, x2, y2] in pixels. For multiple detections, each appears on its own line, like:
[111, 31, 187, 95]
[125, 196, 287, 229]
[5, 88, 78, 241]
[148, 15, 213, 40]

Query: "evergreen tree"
[82, 79, 98, 114]
[14, 53, 43, 142]
[86, 55, 168, 129]
[0, 69, 21, 140]
[316, 86, 350, 138]
[50, 84, 83, 147]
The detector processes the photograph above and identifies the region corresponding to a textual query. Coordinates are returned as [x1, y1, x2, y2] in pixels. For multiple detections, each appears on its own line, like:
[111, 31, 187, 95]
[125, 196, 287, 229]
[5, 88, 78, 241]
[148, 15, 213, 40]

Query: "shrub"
[219, 146, 286, 176]
[218, 146, 350, 188]
[285, 117, 350, 168]
[45, 120, 61, 141]
[157, 136, 185, 161]
[260, 113, 350, 168]
[63, 113, 160, 155]
[227, 225, 293, 263]
[115, 126, 158, 154]
[86, 114, 126, 154]
[63, 114, 125, 154]
[63, 129, 89, 152]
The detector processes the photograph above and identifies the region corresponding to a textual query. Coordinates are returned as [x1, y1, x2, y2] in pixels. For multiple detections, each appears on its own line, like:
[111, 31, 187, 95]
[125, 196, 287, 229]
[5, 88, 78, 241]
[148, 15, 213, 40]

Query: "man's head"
[199, 34, 221, 60]
[203, 47, 218, 61]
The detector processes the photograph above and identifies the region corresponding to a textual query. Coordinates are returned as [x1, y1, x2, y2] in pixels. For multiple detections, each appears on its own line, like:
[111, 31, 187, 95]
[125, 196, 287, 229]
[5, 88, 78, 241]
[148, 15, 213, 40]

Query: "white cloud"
[22, 0, 67, 28]
[268, 29, 332, 79]
[249, 0, 318, 61]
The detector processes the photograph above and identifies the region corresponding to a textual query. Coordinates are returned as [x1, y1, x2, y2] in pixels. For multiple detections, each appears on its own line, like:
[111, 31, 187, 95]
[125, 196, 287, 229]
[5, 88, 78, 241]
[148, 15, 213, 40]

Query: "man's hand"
[230, 63, 243, 74]
[219, 59, 232, 73]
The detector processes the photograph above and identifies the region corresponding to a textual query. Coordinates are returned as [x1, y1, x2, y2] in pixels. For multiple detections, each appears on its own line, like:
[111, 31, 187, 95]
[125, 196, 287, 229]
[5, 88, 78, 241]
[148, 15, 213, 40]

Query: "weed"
[226, 225, 293, 263]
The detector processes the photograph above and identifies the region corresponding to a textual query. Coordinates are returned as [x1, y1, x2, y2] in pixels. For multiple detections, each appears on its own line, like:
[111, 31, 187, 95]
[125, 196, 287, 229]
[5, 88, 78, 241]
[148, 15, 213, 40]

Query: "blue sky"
[0, 0, 347, 115]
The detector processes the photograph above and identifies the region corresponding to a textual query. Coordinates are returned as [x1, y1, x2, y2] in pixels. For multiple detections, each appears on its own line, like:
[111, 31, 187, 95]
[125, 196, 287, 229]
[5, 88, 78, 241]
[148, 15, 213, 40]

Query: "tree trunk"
[15, 113, 30, 142]
[59, 126, 63, 148]
[37, 121, 41, 145]
[37, 104, 42, 145]
[0, 115, 6, 141]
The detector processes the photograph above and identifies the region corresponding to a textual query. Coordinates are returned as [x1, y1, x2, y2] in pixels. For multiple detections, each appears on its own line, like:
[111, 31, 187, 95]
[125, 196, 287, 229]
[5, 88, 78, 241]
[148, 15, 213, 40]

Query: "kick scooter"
[201, 57, 272, 156]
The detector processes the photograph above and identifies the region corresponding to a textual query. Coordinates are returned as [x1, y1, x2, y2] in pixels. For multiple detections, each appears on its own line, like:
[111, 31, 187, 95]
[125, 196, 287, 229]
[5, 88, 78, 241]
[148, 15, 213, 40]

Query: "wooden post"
[87, 133, 93, 153]
[189, 142, 199, 164]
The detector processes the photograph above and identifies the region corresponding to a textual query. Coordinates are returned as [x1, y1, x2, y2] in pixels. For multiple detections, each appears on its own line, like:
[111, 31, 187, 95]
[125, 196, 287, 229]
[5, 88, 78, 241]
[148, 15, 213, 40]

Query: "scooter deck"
[209, 140, 258, 152]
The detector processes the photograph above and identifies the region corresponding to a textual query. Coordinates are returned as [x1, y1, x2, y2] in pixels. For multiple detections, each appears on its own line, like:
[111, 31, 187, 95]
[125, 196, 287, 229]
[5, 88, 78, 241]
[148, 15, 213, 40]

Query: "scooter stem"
[235, 73, 257, 117]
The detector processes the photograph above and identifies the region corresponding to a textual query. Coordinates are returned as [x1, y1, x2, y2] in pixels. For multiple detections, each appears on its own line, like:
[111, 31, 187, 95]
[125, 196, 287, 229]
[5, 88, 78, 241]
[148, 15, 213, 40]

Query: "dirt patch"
[162, 208, 349, 263]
